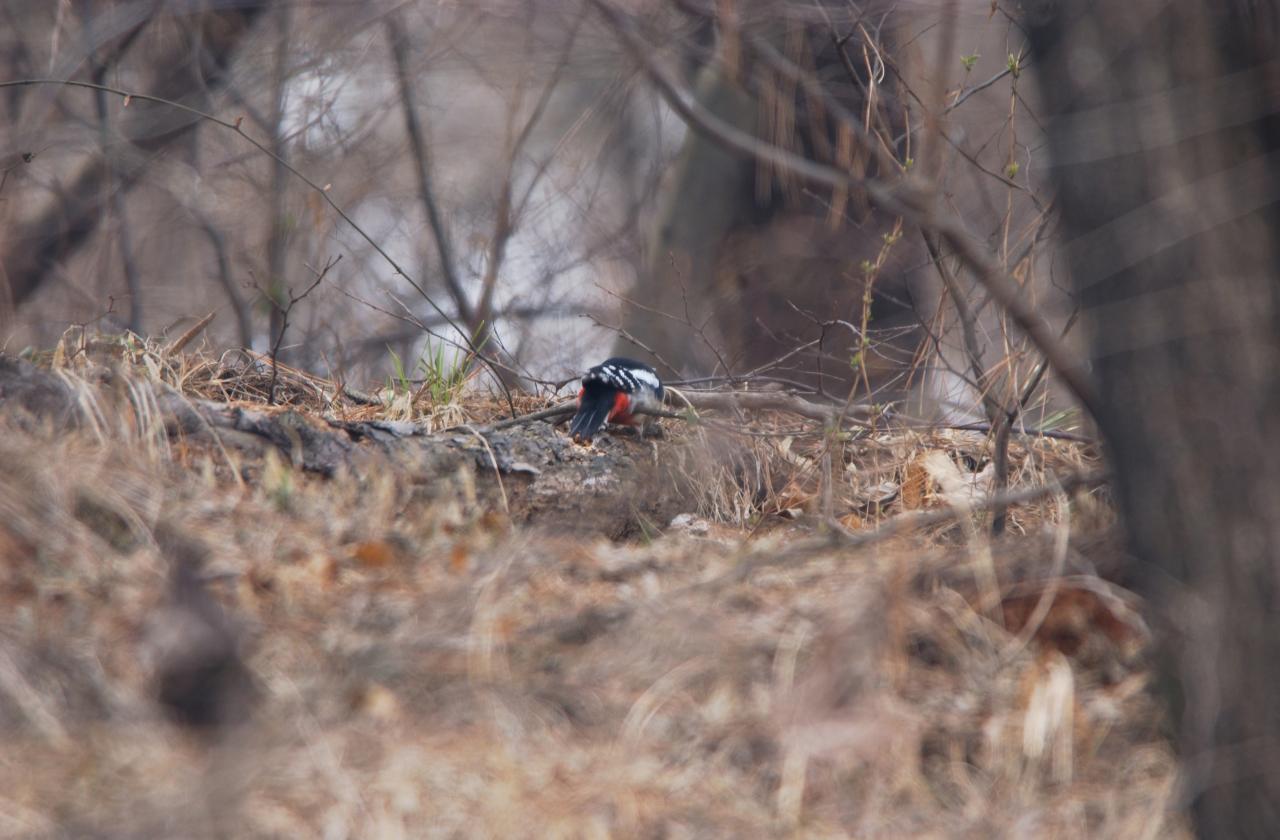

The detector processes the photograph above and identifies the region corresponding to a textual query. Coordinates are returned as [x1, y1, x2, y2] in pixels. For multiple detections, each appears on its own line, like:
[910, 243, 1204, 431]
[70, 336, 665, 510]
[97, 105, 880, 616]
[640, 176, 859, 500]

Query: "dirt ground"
[0, 335, 1183, 839]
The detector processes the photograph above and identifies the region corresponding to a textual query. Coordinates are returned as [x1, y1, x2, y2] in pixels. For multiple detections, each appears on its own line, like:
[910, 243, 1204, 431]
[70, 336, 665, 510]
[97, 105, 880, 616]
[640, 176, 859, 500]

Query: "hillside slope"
[0, 336, 1181, 838]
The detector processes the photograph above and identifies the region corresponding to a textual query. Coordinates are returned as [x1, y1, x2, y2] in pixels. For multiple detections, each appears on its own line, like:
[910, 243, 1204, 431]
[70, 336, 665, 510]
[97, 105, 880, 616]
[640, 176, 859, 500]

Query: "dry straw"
[0, 334, 1178, 838]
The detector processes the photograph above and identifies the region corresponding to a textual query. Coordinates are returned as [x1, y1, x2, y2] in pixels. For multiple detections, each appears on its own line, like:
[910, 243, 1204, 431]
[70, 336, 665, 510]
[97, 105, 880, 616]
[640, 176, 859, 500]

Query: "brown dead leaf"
[775, 479, 815, 514]
[353, 539, 397, 569]
[901, 457, 929, 510]
[1002, 583, 1147, 657]
[449, 543, 469, 574]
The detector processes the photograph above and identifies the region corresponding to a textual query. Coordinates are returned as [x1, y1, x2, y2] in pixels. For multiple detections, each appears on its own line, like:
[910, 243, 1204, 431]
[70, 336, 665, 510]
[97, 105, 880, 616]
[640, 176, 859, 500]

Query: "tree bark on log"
[0, 355, 692, 540]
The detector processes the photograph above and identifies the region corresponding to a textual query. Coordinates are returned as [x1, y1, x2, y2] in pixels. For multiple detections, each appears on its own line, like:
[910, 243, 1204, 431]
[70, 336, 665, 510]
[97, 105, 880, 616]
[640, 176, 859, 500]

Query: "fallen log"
[0, 355, 692, 538]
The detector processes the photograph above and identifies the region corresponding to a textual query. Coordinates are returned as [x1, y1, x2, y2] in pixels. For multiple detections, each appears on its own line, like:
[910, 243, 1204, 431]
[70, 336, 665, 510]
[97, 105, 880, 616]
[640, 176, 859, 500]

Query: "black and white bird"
[569, 357, 664, 443]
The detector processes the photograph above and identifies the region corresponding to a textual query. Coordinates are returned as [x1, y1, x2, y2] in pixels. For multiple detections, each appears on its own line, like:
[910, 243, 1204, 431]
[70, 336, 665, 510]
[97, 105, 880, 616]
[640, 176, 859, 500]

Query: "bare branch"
[922, 230, 1003, 423]
[261, 255, 340, 405]
[946, 63, 1023, 115]
[165, 311, 216, 356]
[191, 210, 253, 348]
[0, 77, 516, 411]
[674, 388, 872, 426]
[0, 3, 272, 307]
[385, 13, 472, 326]
[82, 6, 146, 333]
[584, 0, 1100, 419]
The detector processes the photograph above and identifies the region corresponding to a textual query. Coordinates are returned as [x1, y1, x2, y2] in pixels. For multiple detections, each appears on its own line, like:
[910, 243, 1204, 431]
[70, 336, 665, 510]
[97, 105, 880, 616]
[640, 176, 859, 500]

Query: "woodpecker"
[569, 357, 664, 443]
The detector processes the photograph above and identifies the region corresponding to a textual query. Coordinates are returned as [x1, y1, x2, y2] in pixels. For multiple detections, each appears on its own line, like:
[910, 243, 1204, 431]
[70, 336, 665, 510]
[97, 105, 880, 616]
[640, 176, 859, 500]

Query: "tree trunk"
[1025, 3, 1280, 836]
[617, 6, 921, 397]
[621, 61, 755, 379]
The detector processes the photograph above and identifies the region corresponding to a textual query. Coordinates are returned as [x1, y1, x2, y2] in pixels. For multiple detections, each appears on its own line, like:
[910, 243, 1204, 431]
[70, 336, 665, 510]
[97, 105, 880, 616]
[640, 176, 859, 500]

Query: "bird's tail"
[570, 391, 615, 442]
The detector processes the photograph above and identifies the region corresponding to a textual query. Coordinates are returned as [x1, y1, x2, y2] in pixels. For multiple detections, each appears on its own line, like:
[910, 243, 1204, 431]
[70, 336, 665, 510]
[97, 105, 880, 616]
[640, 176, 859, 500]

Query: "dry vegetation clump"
[0, 335, 1183, 838]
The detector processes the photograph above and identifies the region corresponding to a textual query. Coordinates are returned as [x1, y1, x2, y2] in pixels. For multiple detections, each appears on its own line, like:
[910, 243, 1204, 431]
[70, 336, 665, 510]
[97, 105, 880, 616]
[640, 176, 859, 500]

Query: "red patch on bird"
[576, 386, 585, 405]
[609, 391, 633, 424]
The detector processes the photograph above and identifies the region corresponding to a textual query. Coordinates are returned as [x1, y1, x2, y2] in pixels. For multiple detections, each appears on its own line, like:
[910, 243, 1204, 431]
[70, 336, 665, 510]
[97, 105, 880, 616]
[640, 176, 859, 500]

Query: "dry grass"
[0, 333, 1182, 839]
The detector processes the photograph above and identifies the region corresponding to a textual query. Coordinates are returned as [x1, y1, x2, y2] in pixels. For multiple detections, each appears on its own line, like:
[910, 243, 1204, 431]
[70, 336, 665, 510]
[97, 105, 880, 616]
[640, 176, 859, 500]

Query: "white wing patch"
[583, 360, 662, 401]
[631, 368, 661, 390]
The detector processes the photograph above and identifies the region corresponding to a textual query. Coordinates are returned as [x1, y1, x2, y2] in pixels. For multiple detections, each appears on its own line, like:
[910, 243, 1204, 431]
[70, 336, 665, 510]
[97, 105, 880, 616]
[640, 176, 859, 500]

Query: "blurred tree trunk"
[1025, 3, 1280, 837]
[0, 1, 272, 314]
[617, 6, 920, 397]
[629, 61, 754, 378]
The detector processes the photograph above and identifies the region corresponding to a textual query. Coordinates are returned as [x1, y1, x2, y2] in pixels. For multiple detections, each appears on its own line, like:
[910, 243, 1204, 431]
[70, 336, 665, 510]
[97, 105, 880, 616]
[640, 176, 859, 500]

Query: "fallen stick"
[165, 311, 217, 355]
[675, 389, 872, 425]
[476, 402, 575, 432]
[473, 388, 868, 435]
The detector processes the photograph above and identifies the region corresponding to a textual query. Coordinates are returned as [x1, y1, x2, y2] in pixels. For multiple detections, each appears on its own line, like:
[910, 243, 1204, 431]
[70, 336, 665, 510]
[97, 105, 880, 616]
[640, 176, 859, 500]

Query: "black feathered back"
[569, 357, 663, 442]
[588, 358, 663, 400]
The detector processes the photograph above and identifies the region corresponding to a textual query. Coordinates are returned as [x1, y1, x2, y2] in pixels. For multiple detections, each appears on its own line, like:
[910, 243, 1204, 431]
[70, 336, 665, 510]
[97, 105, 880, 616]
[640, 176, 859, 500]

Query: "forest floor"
[0, 330, 1185, 839]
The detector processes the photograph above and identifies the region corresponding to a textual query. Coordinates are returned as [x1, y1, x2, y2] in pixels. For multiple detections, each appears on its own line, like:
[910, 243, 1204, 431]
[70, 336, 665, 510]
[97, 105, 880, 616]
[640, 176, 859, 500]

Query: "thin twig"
[676, 389, 872, 425]
[261, 255, 339, 405]
[922, 230, 1003, 423]
[76, 1, 159, 332]
[472, 386, 871, 437]
[940, 421, 1091, 444]
[475, 402, 575, 433]
[459, 425, 509, 515]
[338, 288, 550, 392]
[474, 17, 579, 340]
[166, 311, 216, 355]
[991, 309, 1080, 533]
[585, 315, 682, 376]
[265, 2, 294, 348]
[946, 63, 1023, 114]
